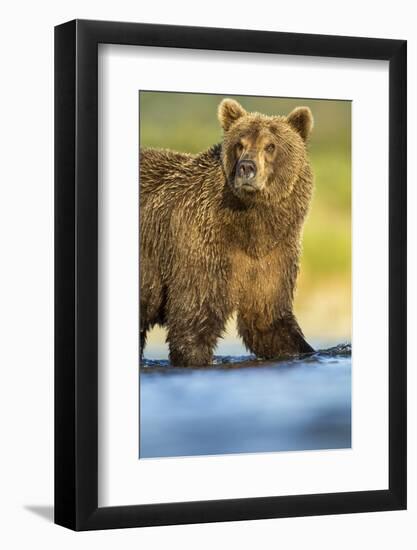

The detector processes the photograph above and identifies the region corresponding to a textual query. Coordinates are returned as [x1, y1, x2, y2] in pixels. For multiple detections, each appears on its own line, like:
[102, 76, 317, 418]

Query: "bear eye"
[265, 143, 275, 153]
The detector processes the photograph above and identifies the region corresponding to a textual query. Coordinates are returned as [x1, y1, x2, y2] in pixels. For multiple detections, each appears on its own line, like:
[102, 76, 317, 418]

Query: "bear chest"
[228, 248, 281, 308]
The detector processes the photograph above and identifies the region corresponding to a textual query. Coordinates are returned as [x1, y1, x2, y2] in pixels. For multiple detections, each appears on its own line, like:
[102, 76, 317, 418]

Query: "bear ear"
[286, 107, 314, 141]
[218, 99, 247, 131]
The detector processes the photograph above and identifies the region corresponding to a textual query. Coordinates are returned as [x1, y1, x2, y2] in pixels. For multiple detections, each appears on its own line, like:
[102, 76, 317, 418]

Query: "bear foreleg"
[167, 304, 227, 367]
[237, 311, 314, 359]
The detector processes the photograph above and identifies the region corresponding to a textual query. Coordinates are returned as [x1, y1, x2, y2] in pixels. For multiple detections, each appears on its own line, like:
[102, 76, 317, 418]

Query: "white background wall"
[0, 0, 415, 548]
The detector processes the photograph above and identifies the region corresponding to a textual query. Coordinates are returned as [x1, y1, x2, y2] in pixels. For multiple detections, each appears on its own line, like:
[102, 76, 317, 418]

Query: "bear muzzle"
[237, 159, 257, 180]
[234, 159, 264, 193]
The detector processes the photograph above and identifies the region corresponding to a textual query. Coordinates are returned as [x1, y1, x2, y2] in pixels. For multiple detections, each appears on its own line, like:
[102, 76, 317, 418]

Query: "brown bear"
[140, 98, 314, 366]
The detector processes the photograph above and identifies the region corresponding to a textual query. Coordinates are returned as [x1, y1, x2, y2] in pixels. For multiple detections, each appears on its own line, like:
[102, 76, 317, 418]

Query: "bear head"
[218, 99, 313, 203]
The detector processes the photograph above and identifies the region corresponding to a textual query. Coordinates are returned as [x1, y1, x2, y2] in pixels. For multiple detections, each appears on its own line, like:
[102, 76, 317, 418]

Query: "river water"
[139, 344, 351, 459]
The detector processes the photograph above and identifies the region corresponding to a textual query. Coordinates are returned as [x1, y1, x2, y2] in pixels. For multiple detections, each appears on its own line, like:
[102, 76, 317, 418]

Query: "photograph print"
[139, 91, 351, 459]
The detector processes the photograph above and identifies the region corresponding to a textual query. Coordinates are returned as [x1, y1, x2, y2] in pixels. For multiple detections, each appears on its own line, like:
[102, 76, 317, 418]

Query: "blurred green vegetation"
[140, 92, 351, 343]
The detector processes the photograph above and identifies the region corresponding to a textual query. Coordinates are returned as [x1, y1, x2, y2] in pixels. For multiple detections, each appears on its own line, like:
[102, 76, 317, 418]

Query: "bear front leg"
[237, 312, 314, 360]
[166, 304, 227, 367]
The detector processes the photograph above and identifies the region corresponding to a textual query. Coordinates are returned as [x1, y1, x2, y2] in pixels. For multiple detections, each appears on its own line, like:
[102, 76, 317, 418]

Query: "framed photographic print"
[55, 20, 407, 530]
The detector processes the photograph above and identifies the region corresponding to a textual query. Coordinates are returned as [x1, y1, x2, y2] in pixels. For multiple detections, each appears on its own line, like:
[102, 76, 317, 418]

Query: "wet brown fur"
[140, 99, 315, 366]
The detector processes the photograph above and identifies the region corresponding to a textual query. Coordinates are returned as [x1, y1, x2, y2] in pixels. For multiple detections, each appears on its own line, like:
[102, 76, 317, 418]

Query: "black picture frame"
[55, 19, 407, 531]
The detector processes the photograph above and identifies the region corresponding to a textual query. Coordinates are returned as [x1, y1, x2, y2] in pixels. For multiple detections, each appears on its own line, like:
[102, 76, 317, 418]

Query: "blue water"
[139, 344, 351, 459]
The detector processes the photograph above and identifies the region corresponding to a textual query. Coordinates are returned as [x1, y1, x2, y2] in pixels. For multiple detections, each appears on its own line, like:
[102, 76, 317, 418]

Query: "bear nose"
[237, 159, 257, 180]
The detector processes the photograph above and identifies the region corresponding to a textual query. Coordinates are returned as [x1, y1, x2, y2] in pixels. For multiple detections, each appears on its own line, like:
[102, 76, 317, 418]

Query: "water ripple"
[140, 342, 351, 371]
